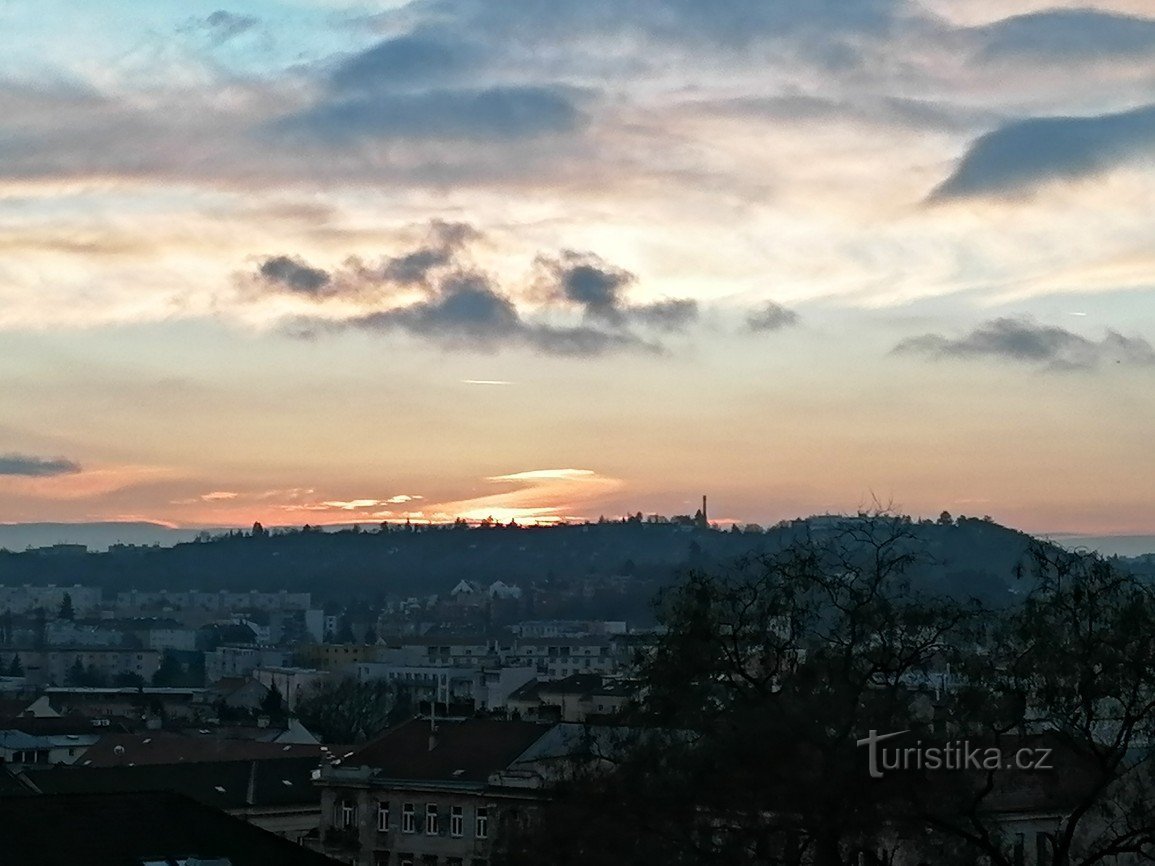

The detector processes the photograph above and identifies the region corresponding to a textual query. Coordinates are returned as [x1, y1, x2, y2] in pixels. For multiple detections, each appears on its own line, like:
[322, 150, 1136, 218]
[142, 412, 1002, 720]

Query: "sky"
[2, 0, 1155, 534]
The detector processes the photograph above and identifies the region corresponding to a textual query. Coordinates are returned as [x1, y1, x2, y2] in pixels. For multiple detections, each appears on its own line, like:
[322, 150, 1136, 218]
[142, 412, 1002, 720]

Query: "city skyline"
[3, 0, 1155, 534]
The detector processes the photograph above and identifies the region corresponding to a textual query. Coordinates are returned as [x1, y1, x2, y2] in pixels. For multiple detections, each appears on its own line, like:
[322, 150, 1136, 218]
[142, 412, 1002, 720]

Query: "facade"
[297, 643, 380, 672]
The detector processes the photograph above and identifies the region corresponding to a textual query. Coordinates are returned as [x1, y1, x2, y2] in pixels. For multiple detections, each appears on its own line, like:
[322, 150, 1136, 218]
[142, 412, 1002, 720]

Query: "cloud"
[536, 250, 699, 331]
[277, 84, 583, 144]
[257, 255, 332, 297]
[251, 220, 479, 302]
[971, 9, 1155, 64]
[0, 454, 82, 477]
[435, 466, 624, 523]
[746, 301, 800, 332]
[930, 103, 1155, 200]
[893, 317, 1155, 371]
[379, 221, 480, 286]
[199, 10, 259, 43]
[329, 34, 475, 91]
[333, 272, 659, 356]
[252, 224, 695, 356]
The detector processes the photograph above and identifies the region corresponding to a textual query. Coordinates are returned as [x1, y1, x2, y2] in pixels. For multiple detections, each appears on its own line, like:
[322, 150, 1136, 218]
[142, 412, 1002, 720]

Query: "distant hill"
[0, 522, 208, 552]
[0, 515, 1079, 617]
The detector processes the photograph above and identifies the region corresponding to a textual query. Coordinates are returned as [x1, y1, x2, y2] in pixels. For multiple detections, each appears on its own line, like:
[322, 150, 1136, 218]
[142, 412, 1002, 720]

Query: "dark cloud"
[330, 35, 475, 91]
[256, 226, 677, 356]
[972, 9, 1155, 64]
[379, 220, 480, 286]
[277, 84, 582, 144]
[0, 454, 83, 477]
[252, 220, 480, 301]
[541, 251, 633, 323]
[746, 301, 800, 332]
[257, 255, 332, 296]
[323, 272, 658, 356]
[536, 251, 698, 332]
[930, 103, 1155, 201]
[893, 318, 1155, 371]
[197, 10, 259, 43]
[631, 299, 699, 331]
[398, 0, 903, 55]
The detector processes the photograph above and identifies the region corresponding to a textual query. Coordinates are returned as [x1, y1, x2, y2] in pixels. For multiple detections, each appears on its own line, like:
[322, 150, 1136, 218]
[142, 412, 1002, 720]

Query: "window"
[425, 803, 439, 834]
[377, 801, 390, 832]
[401, 803, 416, 833]
[336, 798, 357, 829]
[475, 806, 488, 839]
[450, 805, 463, 837]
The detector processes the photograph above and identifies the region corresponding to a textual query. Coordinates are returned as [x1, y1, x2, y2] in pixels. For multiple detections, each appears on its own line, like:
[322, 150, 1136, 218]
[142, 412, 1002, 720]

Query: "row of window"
[337, 800, 488, 839]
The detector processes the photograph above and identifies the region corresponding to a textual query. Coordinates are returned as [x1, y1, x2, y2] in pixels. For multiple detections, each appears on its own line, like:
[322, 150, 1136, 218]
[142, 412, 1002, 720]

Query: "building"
[0, 584, 101, 615]
[116, 588, 313, 613]
[312, 718, 556, 866]
[297, 643, 380, 672]
[206, 645, 294, 684]
[10, 647, 162, 687]
[506, 674, 637, 722]
[43, 686, 205, 721]
[511, 636, 627, 680]
[254, 666, 330, 711]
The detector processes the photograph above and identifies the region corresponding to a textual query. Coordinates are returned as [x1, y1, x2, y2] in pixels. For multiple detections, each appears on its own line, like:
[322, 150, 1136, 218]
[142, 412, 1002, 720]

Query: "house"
[0, 790, 339, 865]
[506, 675, 637, 722]
[254, 666, 330, 711]
[311, 718, 558, 866]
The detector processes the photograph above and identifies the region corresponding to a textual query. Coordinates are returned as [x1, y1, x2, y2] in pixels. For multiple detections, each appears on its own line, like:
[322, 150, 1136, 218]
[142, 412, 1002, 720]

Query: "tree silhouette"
[58, 592, 74, 621]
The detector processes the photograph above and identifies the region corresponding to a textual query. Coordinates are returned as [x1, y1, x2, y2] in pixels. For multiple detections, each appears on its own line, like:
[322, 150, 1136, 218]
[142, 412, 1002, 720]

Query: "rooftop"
[344, 718, 551, 785]
[0, 791, 339, 865]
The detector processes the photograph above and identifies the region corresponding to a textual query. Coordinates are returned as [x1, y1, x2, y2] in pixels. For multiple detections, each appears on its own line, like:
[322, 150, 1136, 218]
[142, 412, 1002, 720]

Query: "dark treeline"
[0, 513, 1138, 613]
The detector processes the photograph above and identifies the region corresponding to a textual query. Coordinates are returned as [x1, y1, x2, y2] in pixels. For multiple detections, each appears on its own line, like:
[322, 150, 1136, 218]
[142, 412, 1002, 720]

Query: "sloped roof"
[0, 791, 339, 866]
[80, 731, 323, 766]
[0, 767, 33, 797]
[347, 718, 550, 784]
[21, 756, 322, 809]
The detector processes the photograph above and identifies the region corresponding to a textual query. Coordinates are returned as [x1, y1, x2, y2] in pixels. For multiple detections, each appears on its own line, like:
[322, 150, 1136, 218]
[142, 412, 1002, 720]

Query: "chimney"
[245, 760, 257, 806]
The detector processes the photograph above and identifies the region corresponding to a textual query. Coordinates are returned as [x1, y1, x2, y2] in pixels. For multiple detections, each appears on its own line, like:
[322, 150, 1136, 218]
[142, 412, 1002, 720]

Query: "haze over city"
[3, 0, 1155, 534]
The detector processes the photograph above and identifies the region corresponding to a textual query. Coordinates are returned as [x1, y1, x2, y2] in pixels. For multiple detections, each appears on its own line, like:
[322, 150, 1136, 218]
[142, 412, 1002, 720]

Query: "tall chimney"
[702, 495, 708, 523]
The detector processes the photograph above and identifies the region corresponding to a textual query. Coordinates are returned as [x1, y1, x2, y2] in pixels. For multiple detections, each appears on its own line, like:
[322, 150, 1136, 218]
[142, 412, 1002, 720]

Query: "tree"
[58, 592, 74, 621]
[503, 515, 977, 866]
[937, 510, 953, 526]
[295, 679, 409, 743]
[251, 521, 268, 538]
[335, 617, 356, 644]
[363, 626, 378, 645]
[65, 657, 86, 686]
[926, 544, 1155, 865]
[261, 681, 285, 718]
[8, 655, 22, 677]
